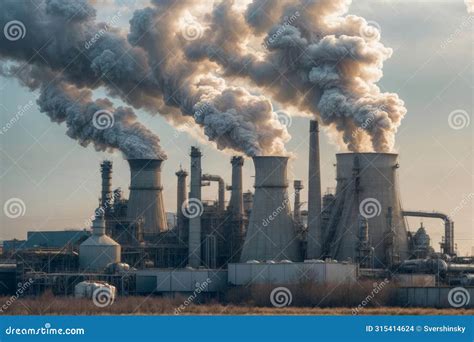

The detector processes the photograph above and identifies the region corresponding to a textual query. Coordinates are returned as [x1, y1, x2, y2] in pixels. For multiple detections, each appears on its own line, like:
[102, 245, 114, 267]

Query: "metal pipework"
[307, 120, 322, 259]
[188, 146, 202, 268]
[202, 174, 225, 212]
[402, 211, 455, 256]
[293, 180, 304, 224]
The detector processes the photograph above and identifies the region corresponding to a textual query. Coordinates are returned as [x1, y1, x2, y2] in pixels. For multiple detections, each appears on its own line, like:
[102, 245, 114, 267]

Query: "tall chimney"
[100, 160, 113, 212]
[127, 159, 168, 235]
[229, 156, 244, 219]
[293, 180, 303, 225]
[201, 174, 225, 212]
[188, 146, 202, 268]
[240, 156, 301, 262]
[307, 120, 322, 259]
[175, 167, 188, 239]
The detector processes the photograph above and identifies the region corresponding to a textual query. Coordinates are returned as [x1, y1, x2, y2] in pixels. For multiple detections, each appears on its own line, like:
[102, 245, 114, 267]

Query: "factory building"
[1, 119, 472, 304]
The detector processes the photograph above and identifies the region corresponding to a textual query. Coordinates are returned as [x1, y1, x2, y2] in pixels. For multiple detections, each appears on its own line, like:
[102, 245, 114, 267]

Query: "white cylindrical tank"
[79, 215, 121, 272]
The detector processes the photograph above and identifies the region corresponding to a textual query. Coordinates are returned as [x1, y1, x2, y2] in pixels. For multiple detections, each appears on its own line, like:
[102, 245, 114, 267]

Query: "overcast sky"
[0, 0, 472, 255]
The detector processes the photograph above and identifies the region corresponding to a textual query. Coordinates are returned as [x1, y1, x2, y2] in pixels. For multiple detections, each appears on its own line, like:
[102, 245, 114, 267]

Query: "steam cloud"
[0, 0, 406, 155]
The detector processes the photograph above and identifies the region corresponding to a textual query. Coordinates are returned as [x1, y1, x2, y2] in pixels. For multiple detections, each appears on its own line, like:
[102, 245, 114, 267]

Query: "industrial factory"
[1, 120, 473, 308]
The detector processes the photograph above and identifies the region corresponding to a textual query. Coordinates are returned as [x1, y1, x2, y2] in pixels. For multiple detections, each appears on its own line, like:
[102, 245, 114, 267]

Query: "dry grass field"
[0, 292, 472, 316]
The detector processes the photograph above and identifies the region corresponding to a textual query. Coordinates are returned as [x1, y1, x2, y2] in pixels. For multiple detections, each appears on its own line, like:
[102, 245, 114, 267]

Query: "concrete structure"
[127, 159, 167, 235]
[228, 261, 357, 285]
[293, 180, 303, 225]
[322, 153, 409, 267]
[188, 147, 202, 268]
[307, 120, 322, 259]
[240, 156, 301, 262]
[202, 174, 225, 212]
[175, 167, 188, 239]
[79, 215, 120, 272]
[228, 156, 244, 219]
[100, 160, 113, 211]
[135, 268, 227, 293]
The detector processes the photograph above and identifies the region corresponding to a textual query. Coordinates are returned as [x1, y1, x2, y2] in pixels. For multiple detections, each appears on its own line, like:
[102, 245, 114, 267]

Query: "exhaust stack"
[307, 120, 322, 259]
[228, 156, 244, 219]
[188, 146, 202, 267]
[240, 156, 301, 262]
[175, 167, 188, 239]
[127, 159, 168, 235]
[100, 160, 113, 212]
[293, 180, 303, 225]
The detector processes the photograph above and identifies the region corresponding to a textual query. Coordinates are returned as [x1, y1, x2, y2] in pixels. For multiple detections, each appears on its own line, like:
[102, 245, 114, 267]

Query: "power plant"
[1, 120, 472, 308]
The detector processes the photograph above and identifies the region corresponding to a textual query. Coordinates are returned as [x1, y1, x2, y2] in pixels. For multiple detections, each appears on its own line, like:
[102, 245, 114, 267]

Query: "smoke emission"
[0, 0, 406, 155]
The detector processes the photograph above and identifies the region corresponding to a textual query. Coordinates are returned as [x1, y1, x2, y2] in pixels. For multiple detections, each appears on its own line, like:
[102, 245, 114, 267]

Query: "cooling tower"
[323, 153, 409, 267]
[240, 156, 301, 262]
[127, 159, 167, 235]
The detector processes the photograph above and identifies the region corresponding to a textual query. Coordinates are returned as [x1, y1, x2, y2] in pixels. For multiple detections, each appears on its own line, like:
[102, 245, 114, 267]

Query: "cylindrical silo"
[324, 153, 409, 267]
[80, 214, 121, 272]
[240, 156, 301, 262]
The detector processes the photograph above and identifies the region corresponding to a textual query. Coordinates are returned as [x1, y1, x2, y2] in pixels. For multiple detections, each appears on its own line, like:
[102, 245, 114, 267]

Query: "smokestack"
[175, 167, 188, 239]
[100, 160, 112, 212]
[127, 159, 168, 235]
[240, 156, 301, 262]
[307, 120, 323, 259]
[201, 174, 225, 212]
[293, 180, 303, 225]
[229, 156, 244, 219]
[188, 146, 202, 268]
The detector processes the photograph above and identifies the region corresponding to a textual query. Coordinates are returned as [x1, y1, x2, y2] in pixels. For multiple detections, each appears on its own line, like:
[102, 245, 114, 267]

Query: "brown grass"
[0, 291, 472, 316]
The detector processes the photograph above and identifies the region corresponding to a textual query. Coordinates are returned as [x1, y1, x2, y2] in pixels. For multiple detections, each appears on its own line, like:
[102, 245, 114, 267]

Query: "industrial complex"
[1, 120, 473, 309]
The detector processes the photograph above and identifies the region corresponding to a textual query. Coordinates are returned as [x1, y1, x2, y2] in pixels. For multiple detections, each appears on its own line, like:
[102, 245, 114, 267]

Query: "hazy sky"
[1, 0, 472, 255]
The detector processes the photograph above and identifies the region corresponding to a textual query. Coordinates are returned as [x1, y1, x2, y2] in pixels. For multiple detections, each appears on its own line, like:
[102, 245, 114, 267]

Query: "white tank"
[79, 215, 121, 272]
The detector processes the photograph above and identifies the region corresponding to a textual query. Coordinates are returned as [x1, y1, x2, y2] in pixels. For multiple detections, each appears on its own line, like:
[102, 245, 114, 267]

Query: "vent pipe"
[175, 167, 188, 239]
[127, 159, 167, 235]
[228, 156, 244, 219]
[202, 174, 225, 212]
[307, 120, 322, 259]
[188, 146, 202, 267]
[240, 156, 301, 262]
[100, 160, 113, 212]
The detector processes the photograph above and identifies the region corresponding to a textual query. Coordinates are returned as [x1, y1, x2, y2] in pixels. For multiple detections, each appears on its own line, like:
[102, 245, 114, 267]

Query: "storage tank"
[79, 214, 121, 272]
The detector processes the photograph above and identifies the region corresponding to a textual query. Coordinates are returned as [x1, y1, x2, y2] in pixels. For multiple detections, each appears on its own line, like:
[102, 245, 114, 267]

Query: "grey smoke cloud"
[184, 0, 407, 152]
